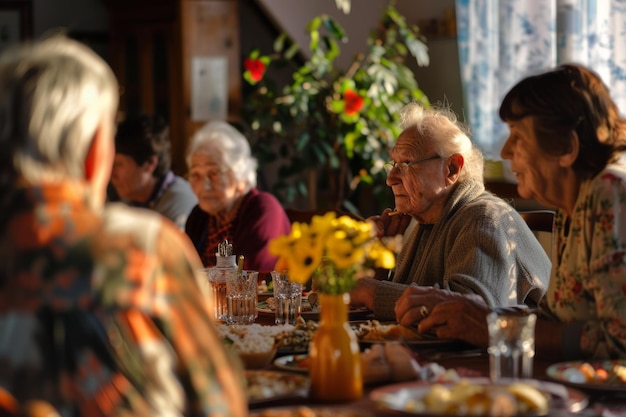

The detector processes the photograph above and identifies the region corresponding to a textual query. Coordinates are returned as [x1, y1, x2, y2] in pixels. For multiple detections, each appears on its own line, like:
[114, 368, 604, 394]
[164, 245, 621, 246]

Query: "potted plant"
[241, 4, 430, 215]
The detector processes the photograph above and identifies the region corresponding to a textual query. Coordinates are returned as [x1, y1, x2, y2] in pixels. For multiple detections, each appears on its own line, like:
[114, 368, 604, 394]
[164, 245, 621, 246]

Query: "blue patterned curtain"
[456, 0, 626, 160]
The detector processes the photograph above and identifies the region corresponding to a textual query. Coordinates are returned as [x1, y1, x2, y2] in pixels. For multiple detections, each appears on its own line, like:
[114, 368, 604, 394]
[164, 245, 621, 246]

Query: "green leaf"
[323, 36, 340, 62]
[394, 43, 408, 56]
[310, 30, 319, 52]
[296, 131, 311, 151]
[285, 43, 300, 60]
[307, 16, 322, 33]
[296, 181, 308, 197]
[340, 112, 360, 125]
[344, 131, 357, 158]
[406, 37, 430, 67]
[339, 78, 356, 91]
[311, 142, 327, 163]
[273, 34, 287, 53]
[243, 71, 258, 85]
[322, 16, 347, 42]
[330, 99, 344, 114]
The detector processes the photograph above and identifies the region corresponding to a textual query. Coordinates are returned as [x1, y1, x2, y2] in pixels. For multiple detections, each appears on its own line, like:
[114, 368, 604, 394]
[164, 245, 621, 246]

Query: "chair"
[519, 209, 555, 259]
[518, 210, 555, 233]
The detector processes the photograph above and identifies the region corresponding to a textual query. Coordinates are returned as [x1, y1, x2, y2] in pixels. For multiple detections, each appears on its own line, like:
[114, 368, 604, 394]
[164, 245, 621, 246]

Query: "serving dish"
[370, 377, 588, 416]
[246, 370, 309, 405]
[273, 354, 310, 374]
[546, 360, 626, 392]
[351, 320, 461, 349]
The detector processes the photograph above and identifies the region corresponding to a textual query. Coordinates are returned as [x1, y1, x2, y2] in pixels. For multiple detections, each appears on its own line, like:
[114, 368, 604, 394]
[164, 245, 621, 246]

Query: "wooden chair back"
[518, 210, 555, 234]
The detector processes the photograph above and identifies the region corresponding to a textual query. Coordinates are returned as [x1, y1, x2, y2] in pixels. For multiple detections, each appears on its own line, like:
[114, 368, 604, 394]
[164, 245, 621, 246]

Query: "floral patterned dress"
[544, 158, 626, 358]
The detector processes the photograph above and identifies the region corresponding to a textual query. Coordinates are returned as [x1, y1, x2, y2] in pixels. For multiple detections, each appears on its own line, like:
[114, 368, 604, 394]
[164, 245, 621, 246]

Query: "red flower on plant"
[343, 89, 364, 116]
[244, 58, 266, 82]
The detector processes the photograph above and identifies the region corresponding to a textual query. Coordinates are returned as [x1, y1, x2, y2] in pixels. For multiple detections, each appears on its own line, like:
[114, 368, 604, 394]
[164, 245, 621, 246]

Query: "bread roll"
[506, 382, 549, 415]
[361, 344, 391, 384]
[384, 342, 420, 381]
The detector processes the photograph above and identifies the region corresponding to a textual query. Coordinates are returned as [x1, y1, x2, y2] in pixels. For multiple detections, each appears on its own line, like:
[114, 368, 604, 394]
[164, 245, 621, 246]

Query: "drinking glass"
[204, 267, 230, 321]
[270, 271, 303, 325]
[225, 270, 259, 324]
[487, 312, 536, 381]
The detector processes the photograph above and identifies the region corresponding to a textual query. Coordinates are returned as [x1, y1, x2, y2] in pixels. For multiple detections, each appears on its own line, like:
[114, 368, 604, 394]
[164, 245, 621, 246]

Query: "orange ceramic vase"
[308, 292, 363, 401]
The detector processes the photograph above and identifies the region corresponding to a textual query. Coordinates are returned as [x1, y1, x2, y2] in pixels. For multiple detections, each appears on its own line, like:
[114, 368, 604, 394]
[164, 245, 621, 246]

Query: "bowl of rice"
[218, 323, 293, 369]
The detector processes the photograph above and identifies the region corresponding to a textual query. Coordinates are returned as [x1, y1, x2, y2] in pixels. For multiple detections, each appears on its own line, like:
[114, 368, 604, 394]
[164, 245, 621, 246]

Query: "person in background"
[185, 121, 291, 272]
[350, 103, 551, 321]
[0, 35, 246, 416]
[109, 114, 197, 230]
[412, 64, 626, 360]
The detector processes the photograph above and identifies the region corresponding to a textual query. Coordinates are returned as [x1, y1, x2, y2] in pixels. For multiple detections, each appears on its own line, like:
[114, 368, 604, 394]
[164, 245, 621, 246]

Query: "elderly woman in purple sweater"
[184, 121, 291, 273]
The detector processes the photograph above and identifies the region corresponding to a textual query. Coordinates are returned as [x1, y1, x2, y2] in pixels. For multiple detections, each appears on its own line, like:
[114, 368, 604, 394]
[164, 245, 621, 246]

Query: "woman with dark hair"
[399, 64, 626, 360]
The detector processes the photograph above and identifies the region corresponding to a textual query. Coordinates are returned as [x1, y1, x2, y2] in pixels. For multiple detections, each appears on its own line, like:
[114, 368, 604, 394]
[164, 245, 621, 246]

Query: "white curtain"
[456, 0, 626, 160]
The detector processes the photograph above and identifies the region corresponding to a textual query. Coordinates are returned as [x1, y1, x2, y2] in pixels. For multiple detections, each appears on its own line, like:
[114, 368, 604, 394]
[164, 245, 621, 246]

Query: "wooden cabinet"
[103, 0, 241, 174]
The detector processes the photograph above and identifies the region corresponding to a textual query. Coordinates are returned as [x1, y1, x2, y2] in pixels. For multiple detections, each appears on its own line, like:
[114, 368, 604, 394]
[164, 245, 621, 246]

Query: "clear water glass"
[271, 271, 303, 325]
[225, 270, 258, 324]
[487, 312, 536, 381]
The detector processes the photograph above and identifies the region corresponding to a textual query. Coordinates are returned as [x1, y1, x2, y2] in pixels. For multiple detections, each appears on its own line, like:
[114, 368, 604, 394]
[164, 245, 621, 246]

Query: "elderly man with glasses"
[350, 102, 551, 322]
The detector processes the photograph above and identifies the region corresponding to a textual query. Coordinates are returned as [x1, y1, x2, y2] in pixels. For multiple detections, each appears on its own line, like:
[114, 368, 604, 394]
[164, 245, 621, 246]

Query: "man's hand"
[349, 278, 380, 311]
[395, 284, 460, 326]
[418, 296, 492, 348]
[368, 208, 412, 238]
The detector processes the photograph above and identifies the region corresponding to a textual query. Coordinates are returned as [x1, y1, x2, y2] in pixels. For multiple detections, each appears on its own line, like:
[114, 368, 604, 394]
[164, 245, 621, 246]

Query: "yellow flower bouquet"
[268, 212, 396, 294]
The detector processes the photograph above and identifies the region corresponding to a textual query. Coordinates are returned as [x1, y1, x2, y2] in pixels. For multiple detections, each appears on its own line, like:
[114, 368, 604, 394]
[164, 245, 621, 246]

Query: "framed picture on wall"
[0, 1, 33, 54]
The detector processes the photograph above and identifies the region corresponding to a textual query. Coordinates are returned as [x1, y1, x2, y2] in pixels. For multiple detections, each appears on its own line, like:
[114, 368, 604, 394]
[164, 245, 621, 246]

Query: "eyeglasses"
[383, 155, 442, 175]
[188, 168, 227, 186]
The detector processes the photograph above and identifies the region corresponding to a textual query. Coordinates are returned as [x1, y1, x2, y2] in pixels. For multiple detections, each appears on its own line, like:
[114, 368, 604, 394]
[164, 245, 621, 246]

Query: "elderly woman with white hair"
[350, 103, 551, 321]
[185, 120, 291, 272]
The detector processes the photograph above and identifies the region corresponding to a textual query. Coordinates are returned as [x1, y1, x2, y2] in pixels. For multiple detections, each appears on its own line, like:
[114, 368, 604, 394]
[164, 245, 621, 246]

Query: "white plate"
[351, 321, 462, 349]
[370, 377, 588, 416]
[546, 360, 626, 392]
[273, 354, 310, 374]
[245, 370, 309, 405]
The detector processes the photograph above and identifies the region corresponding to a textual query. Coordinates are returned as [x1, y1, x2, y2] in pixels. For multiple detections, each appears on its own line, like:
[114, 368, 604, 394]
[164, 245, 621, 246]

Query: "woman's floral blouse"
[545, 158, 626, 358]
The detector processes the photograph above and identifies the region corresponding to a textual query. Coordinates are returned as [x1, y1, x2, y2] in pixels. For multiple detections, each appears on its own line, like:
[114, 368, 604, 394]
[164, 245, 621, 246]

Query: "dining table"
[247, 310, 626, 417]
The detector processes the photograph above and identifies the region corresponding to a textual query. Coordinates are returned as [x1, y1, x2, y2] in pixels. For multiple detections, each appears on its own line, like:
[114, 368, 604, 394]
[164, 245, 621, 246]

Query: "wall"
[33, 0, 108, 37]
[26, 0, 109, 59]
[25, 0, 464, 119]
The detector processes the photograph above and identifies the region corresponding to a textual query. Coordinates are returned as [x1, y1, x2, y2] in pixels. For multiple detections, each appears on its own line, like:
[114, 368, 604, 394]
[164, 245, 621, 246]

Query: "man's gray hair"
[186, 121, 258, 192]
[0, 35, 119, 183]
[399, 102, 484, 183]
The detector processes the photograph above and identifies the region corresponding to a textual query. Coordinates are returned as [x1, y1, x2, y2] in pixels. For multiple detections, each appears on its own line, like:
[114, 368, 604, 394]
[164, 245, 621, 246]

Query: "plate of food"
[352, 320, 461, 348]
[245, 370, 310, 405]
[273, 354, 310, 374]
[274, 317, 317, 354]
[546, 360, 626, 392]
[370, 377, 588, 416]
